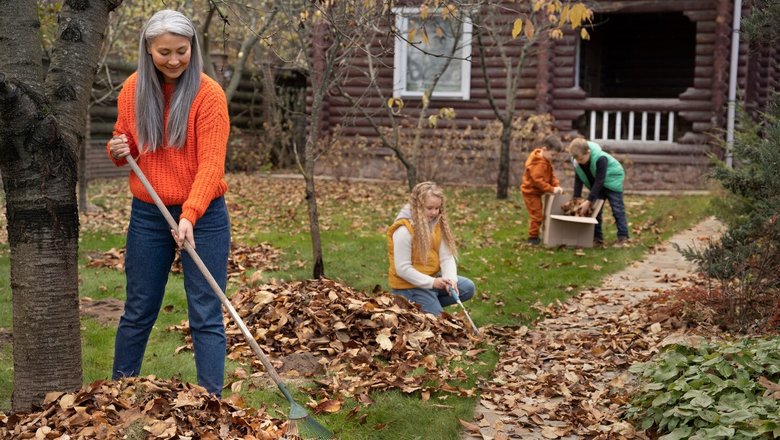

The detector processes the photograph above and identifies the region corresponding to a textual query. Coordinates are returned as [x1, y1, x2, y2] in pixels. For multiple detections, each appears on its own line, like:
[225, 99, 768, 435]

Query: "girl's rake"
[125, 155, 333, 439]
[448, 286, 479, 335]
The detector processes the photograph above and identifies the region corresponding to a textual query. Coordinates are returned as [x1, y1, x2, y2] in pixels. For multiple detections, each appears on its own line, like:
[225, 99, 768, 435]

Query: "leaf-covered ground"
[0, 377, 288, 439]
[461, 217, 724, 440]
[0, 174, 715, 439]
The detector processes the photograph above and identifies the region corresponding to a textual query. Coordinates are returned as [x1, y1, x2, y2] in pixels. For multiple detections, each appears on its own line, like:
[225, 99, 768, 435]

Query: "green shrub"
[678, 95, 780, 331]
[626, 338, 780, 439]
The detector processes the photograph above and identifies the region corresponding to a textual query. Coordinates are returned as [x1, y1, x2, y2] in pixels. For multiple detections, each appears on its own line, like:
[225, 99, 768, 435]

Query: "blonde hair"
[409, 182, 457, 262]
[567, 137, 589, 155]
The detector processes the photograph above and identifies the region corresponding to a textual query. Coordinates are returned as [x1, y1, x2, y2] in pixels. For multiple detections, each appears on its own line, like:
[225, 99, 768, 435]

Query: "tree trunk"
[496, 119, 512, 199]
[300, 21, 330, 280]
[304, 173, 325, 279]
[0, 0, 121, 412]
[79, 113, 90, 213]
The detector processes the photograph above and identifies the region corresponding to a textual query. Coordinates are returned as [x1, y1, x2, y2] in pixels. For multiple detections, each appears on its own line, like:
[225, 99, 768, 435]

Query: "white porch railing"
[588, 110, 676, 143]
[582, 98, 681, 144]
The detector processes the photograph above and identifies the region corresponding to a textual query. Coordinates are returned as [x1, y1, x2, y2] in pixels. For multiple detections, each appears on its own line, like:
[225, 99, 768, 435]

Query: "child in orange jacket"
[520, 135, 564, 245]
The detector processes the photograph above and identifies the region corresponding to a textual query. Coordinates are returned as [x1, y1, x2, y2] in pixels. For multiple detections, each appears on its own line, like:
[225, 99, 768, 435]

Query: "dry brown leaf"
[459, 419, 481, 433]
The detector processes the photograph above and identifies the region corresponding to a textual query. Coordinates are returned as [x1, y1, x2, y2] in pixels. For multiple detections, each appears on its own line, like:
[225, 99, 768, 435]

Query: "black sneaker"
[527, 237, 541, 245]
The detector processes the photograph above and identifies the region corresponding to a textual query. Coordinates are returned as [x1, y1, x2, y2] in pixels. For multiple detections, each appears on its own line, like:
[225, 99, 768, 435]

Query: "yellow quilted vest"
[387, 218, 442, 289]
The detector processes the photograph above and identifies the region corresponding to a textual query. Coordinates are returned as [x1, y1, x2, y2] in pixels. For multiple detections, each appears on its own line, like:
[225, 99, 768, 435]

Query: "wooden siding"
[319, 0, 780, 152]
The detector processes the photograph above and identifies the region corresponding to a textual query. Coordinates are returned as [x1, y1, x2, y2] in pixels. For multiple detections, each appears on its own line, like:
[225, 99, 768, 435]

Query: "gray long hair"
[136, 10, 203, 150]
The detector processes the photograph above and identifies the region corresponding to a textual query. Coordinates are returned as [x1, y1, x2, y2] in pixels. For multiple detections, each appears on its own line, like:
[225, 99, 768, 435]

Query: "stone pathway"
[462, 217, 724, 440]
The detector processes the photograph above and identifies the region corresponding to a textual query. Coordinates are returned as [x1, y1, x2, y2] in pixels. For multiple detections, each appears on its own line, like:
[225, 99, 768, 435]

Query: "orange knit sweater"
[108, 72, 230, 225]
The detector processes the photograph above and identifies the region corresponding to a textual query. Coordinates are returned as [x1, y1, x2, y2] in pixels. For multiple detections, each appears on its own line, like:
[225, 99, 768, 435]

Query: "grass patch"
[0, 175, 712, 438]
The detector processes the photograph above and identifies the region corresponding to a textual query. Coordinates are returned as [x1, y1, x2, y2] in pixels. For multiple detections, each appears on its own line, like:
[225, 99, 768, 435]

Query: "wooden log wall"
[745, 38, 780, 114]
[309, 0, 780, 189]
[326, 2, 542, 144]
[325, 0, 768, 151]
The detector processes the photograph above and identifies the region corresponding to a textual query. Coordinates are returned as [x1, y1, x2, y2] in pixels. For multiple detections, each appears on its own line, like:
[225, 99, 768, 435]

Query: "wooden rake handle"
[125, 155, 287, 386]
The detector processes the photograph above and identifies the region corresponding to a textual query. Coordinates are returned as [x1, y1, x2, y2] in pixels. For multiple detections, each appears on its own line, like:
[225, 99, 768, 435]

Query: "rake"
[448, 286, 479, 335]
[125, 155, 333, 439]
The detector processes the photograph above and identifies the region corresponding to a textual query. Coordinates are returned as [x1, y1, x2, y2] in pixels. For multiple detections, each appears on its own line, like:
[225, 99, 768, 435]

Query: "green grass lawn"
[0, 174, 712, 439]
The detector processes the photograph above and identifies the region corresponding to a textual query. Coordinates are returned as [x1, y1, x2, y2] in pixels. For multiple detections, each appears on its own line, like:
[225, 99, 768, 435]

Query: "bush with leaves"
[678, 95, 780, 331]
[626, 338, 780, 439]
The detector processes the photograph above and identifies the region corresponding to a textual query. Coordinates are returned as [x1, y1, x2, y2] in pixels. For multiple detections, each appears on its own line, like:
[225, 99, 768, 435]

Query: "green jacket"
[572, 142, 624, 193]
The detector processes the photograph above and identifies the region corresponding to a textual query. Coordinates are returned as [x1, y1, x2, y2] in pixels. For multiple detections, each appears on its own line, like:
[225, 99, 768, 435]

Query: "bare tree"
[473, 0, 592, 198]
[336, 6, 468, 190]
[271, 0, 386, 278]
[0, 0, 122, 412]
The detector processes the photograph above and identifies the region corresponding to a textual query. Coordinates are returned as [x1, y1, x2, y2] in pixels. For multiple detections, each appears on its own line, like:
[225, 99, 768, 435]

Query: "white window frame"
[392, 7, 472, 100]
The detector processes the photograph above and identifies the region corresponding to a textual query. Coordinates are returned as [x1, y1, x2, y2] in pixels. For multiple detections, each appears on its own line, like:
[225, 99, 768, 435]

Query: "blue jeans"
[113, 197, 230, 396]
[594, 189, 629, 242]
[393, 276, 476, 316]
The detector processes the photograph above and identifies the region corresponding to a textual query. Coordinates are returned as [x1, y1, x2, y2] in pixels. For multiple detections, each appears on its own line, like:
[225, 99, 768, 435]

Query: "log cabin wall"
[316, 0, 780, 191]
[319, 1, 549, 187]
[327, 5, 539, 138]
[745, 39, 779, 115]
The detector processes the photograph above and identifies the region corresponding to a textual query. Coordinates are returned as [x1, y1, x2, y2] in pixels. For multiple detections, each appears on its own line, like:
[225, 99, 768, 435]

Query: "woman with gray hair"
[107, 10, 231, 396]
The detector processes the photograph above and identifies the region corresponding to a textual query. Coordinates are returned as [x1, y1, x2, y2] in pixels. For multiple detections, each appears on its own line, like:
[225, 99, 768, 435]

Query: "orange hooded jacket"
[520, 148, 560, 195]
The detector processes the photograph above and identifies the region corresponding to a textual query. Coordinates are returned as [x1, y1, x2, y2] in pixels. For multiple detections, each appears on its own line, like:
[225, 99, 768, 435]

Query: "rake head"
[279, 385, 335, 440]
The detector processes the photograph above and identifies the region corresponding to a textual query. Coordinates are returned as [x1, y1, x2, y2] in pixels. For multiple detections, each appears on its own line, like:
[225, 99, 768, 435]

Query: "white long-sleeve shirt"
[392, 225, 457, 289]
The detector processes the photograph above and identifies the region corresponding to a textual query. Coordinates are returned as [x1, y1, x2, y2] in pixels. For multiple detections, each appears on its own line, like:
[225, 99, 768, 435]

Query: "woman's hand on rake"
[172, 219, 195, 249]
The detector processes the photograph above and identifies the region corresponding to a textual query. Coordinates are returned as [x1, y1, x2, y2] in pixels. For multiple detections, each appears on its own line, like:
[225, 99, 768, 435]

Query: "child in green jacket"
[567, 138, 630, 246]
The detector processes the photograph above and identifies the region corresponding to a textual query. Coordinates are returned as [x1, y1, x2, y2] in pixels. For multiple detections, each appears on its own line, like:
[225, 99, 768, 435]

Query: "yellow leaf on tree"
[560, 5, 570, 24]
[435, 26, 444, 39]
[428, 114, 438, 128]
[550, 28, 564, 40]
[443, 4, 457, 19]
[569, 3, 592, 29]
[422, 28, 429, 46]
[408, 28, 417, 44]
[511, 18, 523, 39]
[420, 4, 429, 20]
[580, 28, 590, 40]
[525, 19, 536, 39]
[533, 0, 544, 13]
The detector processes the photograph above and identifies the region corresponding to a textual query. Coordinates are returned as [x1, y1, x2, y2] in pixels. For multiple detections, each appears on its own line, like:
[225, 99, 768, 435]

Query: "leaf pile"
[172, 278, 482, 400]
[0, 376, 286, 440]
[477, 283, 715, 440]
[86, 242, 281, 278]
[560, 197, 591, 216]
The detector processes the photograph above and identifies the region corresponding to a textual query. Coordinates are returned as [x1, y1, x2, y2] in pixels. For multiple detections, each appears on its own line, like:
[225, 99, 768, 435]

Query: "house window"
[393, 7, 472, 100]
